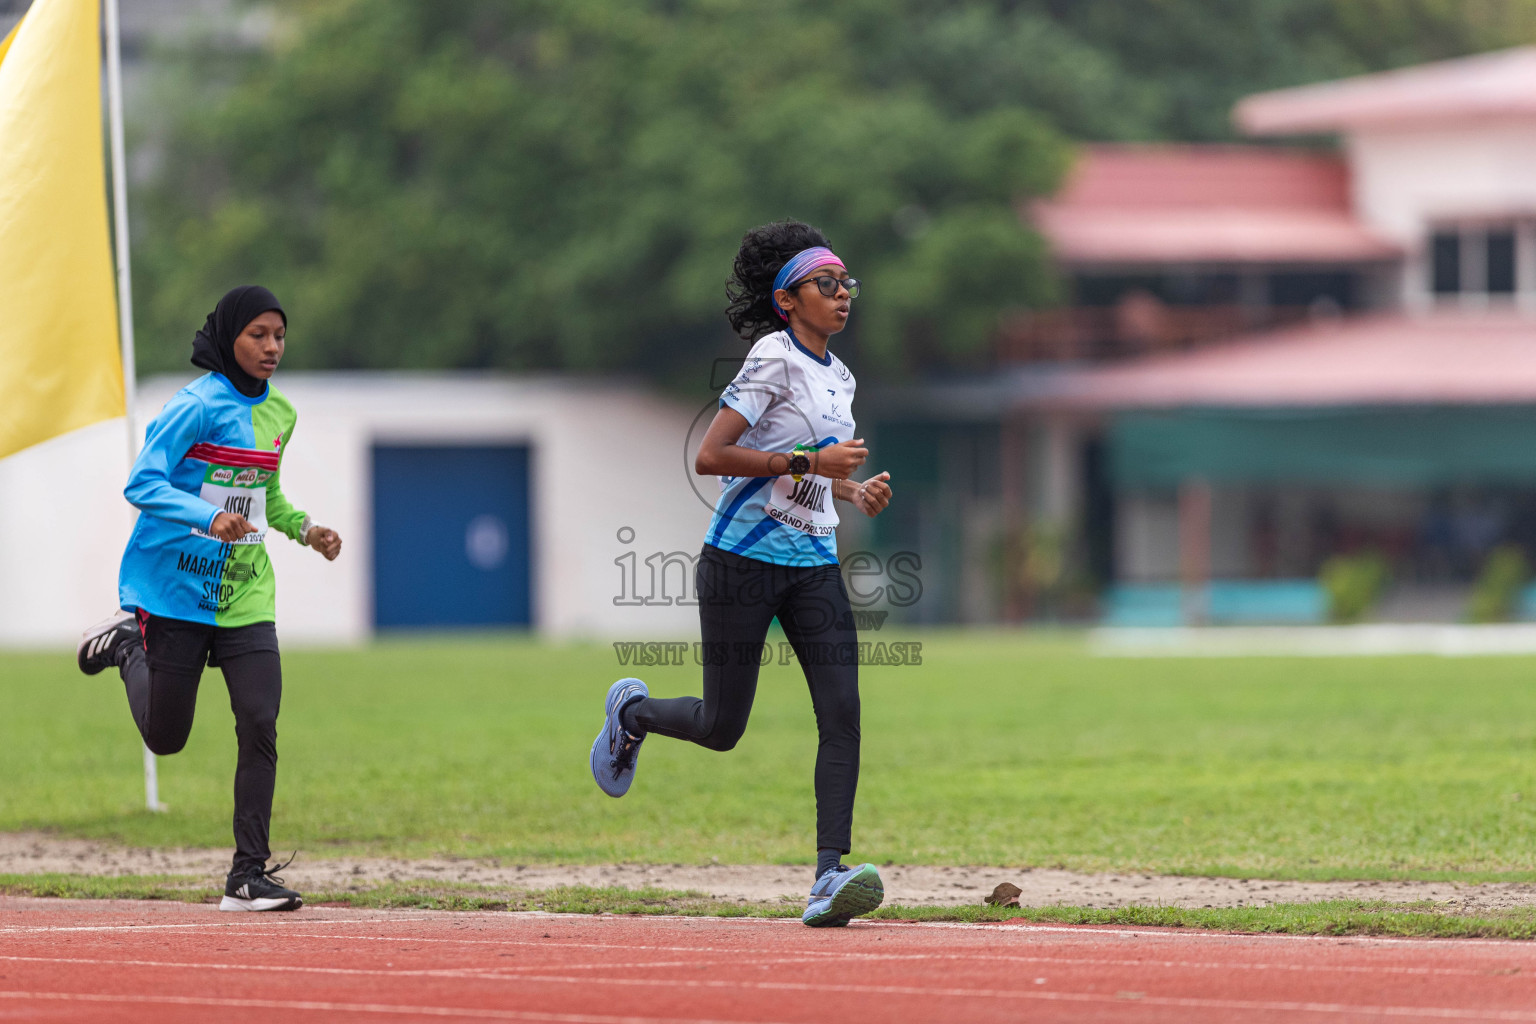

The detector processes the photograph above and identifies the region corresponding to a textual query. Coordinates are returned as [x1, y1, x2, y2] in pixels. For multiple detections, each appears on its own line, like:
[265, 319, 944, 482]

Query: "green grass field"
[5, 632, 1536, 879]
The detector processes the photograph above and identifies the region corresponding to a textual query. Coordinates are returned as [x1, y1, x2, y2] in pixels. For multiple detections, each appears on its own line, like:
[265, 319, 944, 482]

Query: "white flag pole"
[103, 0, 164, 813]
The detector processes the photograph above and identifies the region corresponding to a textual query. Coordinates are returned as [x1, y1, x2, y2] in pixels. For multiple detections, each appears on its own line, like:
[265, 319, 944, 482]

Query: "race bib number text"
[764, 473, 839, 537]
[189, 464, 269, 544]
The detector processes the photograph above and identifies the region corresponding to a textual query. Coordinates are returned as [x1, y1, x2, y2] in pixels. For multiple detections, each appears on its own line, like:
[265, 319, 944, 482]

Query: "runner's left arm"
[832, 473, 893, 516]
[264, 429, 310, 544]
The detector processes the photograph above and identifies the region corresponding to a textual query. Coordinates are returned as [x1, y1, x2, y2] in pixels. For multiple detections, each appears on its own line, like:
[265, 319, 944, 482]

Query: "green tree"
[133, 0, 1067, 380]
[134, 0, 1536, 376]
[852, 0, 1536, 141]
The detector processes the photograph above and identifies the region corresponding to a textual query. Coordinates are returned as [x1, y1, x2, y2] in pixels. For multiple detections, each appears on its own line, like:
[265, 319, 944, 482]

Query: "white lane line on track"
[172, 928, 1536, 977]
[6, 952, 1533, 1012]
[548, 912, 1536, 951]
[5, 949, 1525, 985]
[7, 982, 1531, 1022]
[857, 918, 1536, 950]
[7, 907, 1536, 959]
[0, 991, 794, 1024]
[400, 968, 1536, 1017]
[375, 910, 1536, 951]
[0, 916, 437, 936]
[482, 951, 1529, 981]
[469, 911, 1536, 951]
[15, 925, 1529, 981]
[0, 954, 514, 981]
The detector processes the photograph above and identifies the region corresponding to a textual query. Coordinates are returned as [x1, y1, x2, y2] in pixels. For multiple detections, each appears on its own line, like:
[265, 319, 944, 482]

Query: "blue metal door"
[372, 445, 531, 628]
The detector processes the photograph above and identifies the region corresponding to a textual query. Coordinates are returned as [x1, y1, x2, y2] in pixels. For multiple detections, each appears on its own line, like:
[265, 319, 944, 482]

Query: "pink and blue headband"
[772, 247, 845, 321]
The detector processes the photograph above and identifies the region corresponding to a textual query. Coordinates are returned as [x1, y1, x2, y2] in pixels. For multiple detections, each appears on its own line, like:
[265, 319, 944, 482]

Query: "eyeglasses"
[794, 275, 861, 300]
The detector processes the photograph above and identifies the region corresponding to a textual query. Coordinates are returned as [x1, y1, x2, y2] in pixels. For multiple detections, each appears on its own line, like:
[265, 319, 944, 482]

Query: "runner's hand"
[854, 472, 892, 517]
[306, 526, 343, 561]
[812, 439, 868, 480]
[209, 512, 256, 542]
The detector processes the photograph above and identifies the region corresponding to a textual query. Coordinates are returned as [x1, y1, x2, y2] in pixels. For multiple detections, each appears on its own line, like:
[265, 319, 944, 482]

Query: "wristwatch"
[788, 448, 813, 481]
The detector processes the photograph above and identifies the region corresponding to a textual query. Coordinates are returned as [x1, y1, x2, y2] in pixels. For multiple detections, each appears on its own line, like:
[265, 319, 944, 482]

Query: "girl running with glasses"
[590, 220, 893, 927]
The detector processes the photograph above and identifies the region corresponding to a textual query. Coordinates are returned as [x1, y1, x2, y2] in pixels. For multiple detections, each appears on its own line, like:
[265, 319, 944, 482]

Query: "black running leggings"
[624, 544, 861, 853]
[118, 614, 282, 877]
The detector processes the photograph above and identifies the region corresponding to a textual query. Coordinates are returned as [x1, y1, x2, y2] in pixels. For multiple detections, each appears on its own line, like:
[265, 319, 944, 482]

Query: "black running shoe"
[220, 856, 303, 912]
[77, 610, 139, 676]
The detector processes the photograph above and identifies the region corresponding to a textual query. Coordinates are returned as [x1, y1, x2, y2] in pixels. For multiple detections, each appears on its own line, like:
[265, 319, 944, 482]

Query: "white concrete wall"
[0, 418, 135, 648]
[0, 373, 713, 647]
[1346, 119, 1536, 307]
[1114, 486, 1252, 582]
[1349, 121, 1536, 242]
[1209, 487, 1252, 579]
[1114, 492, 1180, 582]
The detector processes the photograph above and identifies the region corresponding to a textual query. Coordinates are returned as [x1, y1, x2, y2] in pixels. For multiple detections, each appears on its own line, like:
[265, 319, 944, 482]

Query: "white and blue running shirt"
[705, 328, 857, 566]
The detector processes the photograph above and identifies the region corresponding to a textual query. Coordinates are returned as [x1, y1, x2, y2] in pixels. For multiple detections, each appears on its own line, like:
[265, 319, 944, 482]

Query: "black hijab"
[190, 285, 287, 398]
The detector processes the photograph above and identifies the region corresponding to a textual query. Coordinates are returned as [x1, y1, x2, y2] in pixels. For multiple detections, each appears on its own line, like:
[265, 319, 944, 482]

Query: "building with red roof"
[1011, 145, 1401, 362]
[1033, 146, 1396, 266]
[870, 48, 1536, 625]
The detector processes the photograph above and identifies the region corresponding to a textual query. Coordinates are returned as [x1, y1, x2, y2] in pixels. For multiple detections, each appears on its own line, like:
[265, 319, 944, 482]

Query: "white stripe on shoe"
[218, 895, 300, 912]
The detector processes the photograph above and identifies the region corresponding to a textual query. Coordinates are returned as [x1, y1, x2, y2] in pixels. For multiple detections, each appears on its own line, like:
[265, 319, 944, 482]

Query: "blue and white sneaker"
[590, 678, 648, 797]
[802, 862, 884, 927]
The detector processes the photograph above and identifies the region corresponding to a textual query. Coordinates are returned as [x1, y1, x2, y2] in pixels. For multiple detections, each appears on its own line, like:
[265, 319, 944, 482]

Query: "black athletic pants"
[625, 544, 861, 853]
[117, 612, 282, 877]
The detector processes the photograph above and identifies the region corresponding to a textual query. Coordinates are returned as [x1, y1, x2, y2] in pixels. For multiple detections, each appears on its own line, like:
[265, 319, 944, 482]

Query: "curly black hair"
[725, 219, 833, 341]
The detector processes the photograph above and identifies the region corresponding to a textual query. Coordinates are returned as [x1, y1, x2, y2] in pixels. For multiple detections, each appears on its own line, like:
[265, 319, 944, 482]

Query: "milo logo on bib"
[190, 463, 270, 545]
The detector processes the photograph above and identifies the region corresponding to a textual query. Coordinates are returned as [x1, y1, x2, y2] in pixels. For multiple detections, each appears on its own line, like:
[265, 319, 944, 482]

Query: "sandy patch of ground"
[3, 831, 1534, 911]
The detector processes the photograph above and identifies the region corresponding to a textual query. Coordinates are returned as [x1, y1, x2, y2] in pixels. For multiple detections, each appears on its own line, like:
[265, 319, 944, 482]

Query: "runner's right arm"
[695, 407, 868, 479]
[123, 393, 223, 533]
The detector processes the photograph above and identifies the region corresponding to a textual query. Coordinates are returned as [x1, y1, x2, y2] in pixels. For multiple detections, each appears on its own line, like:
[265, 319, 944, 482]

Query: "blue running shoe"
[590, 678, 648, 797]
[802, 862, 884, 927]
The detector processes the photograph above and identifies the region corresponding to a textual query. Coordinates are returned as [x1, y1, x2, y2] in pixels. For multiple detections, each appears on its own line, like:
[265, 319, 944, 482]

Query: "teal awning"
[1111, 406, 1536, 487]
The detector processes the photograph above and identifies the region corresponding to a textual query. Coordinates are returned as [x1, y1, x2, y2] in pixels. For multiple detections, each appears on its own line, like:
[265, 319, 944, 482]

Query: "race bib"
[764, 473, 839, 537]
[190, 464, 270, 545]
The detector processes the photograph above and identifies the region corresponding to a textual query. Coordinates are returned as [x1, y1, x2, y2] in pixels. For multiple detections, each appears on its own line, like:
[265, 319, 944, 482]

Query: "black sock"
[816, 848, 842, 880]
[618, 697, 644, 736]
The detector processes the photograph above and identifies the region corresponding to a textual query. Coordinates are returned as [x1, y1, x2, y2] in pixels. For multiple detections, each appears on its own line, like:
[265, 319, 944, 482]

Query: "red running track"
[1, 896, 1533, 1022]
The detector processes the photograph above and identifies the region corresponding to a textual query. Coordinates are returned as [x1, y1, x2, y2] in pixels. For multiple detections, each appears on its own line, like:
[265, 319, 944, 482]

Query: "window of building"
[1428, 221, 1530, 299]
[1488, 229, 1517, 294]
[1073, 272, 1240, 307]
[1270, 271, 1356, 309]
[1431, 232, 1461, 295]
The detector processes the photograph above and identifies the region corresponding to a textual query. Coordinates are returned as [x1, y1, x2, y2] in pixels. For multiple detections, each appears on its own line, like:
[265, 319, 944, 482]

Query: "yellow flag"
[0, 0, 124, 460]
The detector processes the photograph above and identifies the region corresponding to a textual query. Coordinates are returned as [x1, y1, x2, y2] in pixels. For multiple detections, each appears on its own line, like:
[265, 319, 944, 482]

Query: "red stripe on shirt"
[184, 443, 282, 470]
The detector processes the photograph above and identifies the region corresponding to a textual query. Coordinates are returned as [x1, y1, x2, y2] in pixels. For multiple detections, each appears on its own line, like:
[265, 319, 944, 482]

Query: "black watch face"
[789, 454, 811, 476]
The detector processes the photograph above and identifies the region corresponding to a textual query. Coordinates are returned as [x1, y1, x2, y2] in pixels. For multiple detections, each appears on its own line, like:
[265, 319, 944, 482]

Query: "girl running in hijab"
[77, 285, 341, 912]
[590, 220, 894, 927]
